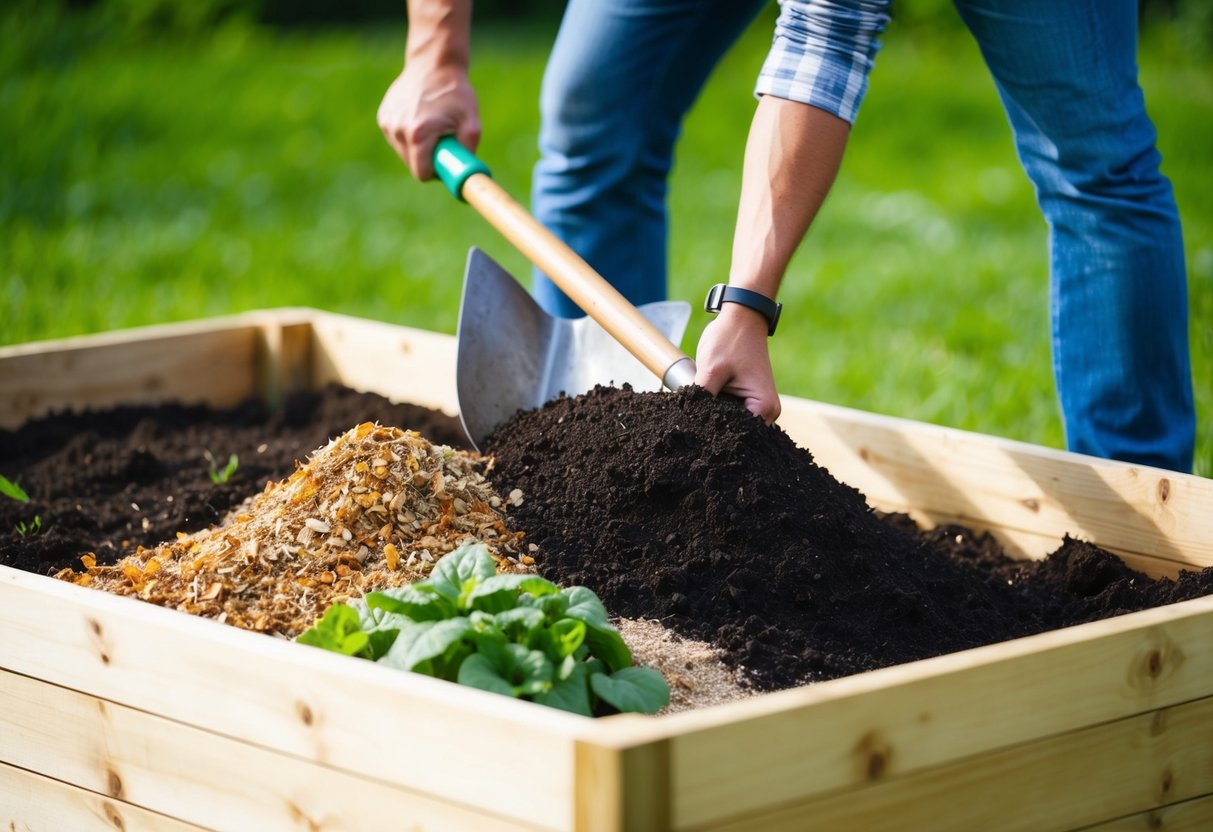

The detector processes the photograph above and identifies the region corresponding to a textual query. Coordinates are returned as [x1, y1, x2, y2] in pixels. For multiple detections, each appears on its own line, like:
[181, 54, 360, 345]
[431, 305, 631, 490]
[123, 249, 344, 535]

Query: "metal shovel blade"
[456, 247, 690, 450]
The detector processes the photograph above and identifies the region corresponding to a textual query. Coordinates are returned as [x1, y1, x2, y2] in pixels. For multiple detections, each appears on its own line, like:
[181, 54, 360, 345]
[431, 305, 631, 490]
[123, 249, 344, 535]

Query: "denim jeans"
[532, 0, 1195, 472]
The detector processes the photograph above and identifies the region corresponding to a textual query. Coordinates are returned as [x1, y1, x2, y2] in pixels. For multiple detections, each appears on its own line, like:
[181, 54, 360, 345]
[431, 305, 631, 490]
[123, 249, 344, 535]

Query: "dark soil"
[0, 385, 466, 575]
[485, 386, 1213, 690]
[3, 383, 1209, 692]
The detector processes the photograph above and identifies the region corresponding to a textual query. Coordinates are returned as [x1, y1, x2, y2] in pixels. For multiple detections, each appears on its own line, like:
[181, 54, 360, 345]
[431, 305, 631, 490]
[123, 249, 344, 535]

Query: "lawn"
[1, 4, 1209, 475]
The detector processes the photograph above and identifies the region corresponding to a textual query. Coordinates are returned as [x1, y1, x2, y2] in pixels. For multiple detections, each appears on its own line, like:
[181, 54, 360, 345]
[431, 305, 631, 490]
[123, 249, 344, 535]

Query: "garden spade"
[432, 138, 698, 450]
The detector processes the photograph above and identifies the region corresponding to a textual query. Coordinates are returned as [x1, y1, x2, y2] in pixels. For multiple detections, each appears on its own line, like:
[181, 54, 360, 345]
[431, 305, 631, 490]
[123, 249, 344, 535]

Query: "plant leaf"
[590, 667, 670, 715]
[507, 644, 555, 697]
[493, 606, 545, 638]
[0, 475, 29, 503]
[562, 586, 611, 628]
[365, 628, 399, 660]
[366, 585, 453, 621]
[581, 622, 632, 673]
[426, 541, 496, 602]
[467, 573, 559, 614]
[456, 643, 553, 699]
[537, 592, 569, 620]
[549, 618, 586, 659]
[296, 604, 370, 657]
[457, 652, 517, 697]
[379, 618, 472, 675]
[536, 663, 592, 716]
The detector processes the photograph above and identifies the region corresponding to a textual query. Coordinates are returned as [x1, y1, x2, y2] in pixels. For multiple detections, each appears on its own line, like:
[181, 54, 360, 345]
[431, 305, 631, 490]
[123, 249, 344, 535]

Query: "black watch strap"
[704, 284, 782, 336]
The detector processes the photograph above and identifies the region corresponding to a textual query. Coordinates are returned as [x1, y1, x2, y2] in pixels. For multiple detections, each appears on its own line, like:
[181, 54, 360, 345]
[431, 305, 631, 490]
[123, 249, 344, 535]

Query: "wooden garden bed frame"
[1, 308, 1210, 831]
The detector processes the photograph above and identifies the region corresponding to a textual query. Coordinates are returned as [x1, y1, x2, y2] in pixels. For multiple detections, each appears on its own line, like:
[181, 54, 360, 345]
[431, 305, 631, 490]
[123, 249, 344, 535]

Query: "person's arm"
[377, 0, 479, 180]
[694, 96, 849, 423]
[694, 0, 889, 424]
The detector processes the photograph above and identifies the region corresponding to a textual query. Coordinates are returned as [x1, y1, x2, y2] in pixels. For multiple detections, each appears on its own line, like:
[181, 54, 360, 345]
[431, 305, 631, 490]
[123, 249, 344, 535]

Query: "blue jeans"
[533, 0, 1195, 472]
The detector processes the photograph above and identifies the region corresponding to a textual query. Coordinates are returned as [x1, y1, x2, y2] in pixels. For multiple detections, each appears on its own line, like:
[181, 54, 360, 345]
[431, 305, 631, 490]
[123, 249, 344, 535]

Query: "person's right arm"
[377, 0, 479, 181]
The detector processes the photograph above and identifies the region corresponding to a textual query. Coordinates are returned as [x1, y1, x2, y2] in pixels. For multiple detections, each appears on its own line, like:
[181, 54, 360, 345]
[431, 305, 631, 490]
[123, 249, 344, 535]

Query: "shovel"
[433, 138, 698, 449]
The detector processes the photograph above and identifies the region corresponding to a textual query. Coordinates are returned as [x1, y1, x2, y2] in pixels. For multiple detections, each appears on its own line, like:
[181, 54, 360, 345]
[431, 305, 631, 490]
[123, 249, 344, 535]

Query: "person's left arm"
[694, 96, 849, 423]
[694, 0, 891, 423]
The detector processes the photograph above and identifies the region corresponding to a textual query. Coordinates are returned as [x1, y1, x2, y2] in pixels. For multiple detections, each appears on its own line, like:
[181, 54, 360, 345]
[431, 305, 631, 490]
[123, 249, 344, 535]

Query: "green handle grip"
[433, 136, 491, 201]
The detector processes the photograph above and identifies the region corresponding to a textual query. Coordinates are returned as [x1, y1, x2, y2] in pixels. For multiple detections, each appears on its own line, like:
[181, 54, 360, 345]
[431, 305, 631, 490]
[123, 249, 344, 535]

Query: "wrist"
[405, 2, 471, 69]
[405, 39, 469, 71]
[704, 283, 782, 336]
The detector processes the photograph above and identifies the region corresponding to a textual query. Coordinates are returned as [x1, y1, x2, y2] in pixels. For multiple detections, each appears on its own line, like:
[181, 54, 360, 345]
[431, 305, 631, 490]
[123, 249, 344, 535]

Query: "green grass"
[2, 5, 1209, 475]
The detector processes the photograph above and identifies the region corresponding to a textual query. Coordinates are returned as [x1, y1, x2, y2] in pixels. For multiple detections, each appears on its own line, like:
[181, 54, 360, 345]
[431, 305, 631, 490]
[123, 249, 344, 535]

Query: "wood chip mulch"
[56, 422, 531, 637]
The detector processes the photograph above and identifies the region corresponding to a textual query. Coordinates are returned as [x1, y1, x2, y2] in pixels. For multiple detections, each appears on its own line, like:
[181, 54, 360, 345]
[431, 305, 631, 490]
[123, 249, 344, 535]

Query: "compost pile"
[55, 421, 529, 636]
[485, 385, 1213, 690]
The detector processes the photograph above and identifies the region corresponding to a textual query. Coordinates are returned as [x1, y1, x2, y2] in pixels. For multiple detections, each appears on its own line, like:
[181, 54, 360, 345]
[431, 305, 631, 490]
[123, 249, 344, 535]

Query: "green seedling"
[204, 451, 239, 485]
[298, 541, 669, 717]
[14, 516, 42, 537]
[0, 474, 30, 503]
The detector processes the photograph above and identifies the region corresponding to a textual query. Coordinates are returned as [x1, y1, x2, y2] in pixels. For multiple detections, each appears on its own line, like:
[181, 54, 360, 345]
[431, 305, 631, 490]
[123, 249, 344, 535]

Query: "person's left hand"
[693, 303, 781, 424]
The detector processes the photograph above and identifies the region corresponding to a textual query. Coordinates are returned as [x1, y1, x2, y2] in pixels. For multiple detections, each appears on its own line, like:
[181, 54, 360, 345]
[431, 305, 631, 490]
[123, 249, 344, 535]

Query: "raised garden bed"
[2, 308, 1211, 831]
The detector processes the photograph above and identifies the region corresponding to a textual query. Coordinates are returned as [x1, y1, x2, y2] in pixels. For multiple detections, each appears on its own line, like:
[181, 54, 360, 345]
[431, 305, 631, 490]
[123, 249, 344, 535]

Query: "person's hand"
[377, 62, 480, 181]
[694, 303, 781, 424]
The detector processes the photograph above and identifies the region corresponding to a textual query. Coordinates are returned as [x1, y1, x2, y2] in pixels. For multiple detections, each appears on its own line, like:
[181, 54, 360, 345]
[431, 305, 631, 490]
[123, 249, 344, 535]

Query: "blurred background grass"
[1, 0, 1209, 475]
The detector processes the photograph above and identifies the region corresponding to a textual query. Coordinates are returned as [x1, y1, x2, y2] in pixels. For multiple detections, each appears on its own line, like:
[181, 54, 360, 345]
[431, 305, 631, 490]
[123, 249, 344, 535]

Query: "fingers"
[693, 315, 781, 425]
[405, 128, 440, 181]
[455, 119, 482, 156]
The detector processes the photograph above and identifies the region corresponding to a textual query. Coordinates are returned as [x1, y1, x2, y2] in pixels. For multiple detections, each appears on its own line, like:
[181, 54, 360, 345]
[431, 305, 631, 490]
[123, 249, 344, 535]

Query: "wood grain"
[0, 667, 543, 832]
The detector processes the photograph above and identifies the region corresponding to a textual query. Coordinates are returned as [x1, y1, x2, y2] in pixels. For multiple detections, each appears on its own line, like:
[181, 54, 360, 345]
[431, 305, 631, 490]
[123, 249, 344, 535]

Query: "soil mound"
[485, 386, 1213, 690]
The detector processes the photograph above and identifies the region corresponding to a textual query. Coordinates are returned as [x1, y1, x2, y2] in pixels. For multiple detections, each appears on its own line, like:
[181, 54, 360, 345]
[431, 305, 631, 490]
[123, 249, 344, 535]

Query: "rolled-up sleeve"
[756, 0, 891, 124]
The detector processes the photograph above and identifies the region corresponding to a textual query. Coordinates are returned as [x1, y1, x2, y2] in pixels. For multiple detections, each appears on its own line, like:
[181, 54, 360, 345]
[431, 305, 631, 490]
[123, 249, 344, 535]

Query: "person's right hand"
[377, 62, 481, 181]
[694, 303, 782, 424]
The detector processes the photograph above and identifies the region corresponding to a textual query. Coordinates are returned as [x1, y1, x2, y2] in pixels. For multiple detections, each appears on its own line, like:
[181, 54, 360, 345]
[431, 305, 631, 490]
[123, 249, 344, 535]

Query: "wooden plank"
[572, 739, 670, 832]
[776, 396, 1213, 570]
[696, 694, 1213, 832]
[0, 668, 542, 832]
[0, 567, 583, 831]
[0, 323, 262, 429]
[1076, 792, 1213, 831]
[308, 311, 460, 416]
[656, 596, 1213, 828]
[1, 760, 208, 832]
[253, 315, 316, 407]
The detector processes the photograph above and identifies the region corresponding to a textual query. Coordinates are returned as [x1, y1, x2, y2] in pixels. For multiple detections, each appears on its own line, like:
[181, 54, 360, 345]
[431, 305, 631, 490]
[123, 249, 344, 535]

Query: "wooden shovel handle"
[459, 173, 695, 388]
[432, 137, 695, 387]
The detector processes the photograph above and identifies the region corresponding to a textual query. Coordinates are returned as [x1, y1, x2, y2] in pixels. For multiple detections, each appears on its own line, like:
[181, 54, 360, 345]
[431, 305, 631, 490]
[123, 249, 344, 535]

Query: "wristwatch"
[704, 284, 782, 336]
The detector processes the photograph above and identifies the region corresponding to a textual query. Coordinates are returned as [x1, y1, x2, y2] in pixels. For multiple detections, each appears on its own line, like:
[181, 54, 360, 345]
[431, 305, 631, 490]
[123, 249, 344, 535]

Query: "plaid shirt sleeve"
[756, 0, 892, 124]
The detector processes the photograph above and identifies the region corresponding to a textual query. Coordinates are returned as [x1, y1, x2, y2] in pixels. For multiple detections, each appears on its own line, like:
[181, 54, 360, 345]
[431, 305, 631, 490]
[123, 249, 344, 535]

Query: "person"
[377, 0, 1195, 474]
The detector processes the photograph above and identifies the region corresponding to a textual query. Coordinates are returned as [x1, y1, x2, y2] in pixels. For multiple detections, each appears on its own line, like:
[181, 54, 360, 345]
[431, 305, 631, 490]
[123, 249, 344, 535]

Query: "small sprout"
[14, 516, 43, 538]
[205, 451, 240, 485]
[0, 474, 30, 503]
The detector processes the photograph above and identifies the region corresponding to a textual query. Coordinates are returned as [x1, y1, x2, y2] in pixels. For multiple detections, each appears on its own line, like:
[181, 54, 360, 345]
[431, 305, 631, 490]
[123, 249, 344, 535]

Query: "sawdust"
[617, 618, 753, 713]
[56, 422, 530, 637]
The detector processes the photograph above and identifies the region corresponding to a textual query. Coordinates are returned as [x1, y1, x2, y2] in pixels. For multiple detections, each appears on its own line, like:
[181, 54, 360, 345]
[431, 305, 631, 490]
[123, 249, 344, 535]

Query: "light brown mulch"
[56, 422, 530, 637]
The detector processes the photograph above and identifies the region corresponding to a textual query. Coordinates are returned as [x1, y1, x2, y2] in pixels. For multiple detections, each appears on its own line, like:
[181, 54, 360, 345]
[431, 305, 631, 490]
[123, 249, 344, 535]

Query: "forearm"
[405, 0, 472, 70]
[728, 95, 850, 300]
[380, 0, 479, 179]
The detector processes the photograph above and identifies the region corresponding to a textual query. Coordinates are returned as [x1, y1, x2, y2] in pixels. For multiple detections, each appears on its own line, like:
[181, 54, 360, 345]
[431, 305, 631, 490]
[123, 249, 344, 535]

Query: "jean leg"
[532, 0, 767, 317]
[953, 0, 1195, 471]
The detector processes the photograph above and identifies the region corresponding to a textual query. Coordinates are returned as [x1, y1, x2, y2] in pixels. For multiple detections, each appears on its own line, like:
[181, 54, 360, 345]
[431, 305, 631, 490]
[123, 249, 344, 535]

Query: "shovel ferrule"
[662, 357, 697, 391]
[434, 137, 491, 201]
